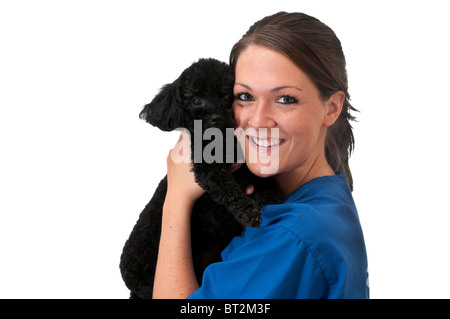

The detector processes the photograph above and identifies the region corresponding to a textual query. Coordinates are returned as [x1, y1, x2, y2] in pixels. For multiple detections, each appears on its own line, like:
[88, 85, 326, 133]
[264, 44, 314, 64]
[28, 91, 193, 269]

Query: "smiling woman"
[230, 12, 357, 191]
[154, 11, 369, 299]
[232, 46, 345, 195]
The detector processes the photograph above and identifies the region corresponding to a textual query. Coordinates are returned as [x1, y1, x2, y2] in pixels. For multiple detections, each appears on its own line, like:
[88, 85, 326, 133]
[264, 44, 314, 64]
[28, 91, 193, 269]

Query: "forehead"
[234, 45, 316, 93]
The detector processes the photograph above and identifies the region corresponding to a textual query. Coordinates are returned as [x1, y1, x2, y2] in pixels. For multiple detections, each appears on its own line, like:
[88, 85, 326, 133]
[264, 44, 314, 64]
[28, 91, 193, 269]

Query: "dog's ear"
[139, 78, 186, 131]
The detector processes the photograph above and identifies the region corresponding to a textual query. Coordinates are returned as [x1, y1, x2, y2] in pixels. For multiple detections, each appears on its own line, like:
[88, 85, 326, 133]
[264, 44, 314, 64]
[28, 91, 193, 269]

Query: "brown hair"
[230, 12, 357, 190]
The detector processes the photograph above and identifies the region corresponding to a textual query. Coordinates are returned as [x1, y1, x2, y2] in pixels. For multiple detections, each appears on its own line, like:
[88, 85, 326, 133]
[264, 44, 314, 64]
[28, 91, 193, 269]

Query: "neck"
[274, 152, 335, 199]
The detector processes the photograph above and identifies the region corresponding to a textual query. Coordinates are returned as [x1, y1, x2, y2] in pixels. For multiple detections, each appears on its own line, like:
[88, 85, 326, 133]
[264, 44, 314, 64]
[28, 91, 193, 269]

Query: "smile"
[250, 136, 285, 148]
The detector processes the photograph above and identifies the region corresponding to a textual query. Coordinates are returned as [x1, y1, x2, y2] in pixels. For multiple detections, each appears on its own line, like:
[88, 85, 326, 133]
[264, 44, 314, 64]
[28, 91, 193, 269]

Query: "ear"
[323, 91, 345, 127]
[139, 78, 186, 131]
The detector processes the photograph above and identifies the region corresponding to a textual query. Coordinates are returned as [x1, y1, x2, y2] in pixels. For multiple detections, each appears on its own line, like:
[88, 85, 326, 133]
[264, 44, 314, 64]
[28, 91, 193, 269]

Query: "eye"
[235, 93, 254, 102]
[221, 94, 233, 105]
[191, 97, 204, 107]
[276, 95, 299, 105]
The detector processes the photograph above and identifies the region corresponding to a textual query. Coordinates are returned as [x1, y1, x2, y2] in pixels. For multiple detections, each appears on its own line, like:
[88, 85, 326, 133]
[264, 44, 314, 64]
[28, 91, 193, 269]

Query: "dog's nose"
[210, 115, 223, 126]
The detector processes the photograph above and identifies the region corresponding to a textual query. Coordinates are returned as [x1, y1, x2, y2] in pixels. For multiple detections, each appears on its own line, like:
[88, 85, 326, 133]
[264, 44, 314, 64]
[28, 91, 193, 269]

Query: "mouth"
[249, 136, 285, 148]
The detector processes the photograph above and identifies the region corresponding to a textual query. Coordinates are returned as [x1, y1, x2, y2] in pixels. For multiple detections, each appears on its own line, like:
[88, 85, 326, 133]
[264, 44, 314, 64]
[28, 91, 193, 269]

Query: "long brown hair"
[230, 12, 357, 190]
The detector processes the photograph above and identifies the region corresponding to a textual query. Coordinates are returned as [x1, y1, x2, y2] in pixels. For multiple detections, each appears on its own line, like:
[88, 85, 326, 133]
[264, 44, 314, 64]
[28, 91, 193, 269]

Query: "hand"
[165, 132, 206, 207]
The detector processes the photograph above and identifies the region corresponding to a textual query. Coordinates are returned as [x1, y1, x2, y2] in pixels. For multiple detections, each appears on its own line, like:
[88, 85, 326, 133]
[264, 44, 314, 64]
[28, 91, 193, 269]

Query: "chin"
[246, 161, 280, 178]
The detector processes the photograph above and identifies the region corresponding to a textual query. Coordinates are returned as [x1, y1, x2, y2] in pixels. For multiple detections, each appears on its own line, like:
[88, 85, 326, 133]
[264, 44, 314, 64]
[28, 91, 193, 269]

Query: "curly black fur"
[120, 58, 283, 299]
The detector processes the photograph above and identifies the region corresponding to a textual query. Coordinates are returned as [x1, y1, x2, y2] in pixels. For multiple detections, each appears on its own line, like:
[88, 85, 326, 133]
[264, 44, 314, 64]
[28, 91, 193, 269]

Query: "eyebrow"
[234, 83, 303, 92]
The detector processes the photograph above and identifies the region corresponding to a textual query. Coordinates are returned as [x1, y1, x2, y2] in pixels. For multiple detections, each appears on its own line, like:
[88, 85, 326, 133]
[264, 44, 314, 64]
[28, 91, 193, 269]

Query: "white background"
[1, 0, 449, 299]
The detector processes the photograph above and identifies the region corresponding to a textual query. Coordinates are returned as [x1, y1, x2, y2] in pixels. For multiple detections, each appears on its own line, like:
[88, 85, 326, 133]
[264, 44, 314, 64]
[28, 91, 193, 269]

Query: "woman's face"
[233, 45, 342, 188]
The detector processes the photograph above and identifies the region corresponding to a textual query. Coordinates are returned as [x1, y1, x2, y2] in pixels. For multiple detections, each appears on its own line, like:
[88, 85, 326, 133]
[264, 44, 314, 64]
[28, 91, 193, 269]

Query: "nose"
[209, 114, 223, 127]
[248, 101, 276, 128]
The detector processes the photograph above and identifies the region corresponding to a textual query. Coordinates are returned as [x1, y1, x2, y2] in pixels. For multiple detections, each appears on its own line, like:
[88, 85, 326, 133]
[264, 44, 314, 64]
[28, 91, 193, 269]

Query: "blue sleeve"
[187, 226, 328, 299]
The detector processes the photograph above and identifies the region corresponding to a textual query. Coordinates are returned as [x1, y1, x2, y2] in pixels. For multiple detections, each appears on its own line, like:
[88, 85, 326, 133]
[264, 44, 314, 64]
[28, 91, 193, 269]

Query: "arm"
[188, 226, 328, 299]
[152, 194, 199, 298]
[152, 133, 205, 299]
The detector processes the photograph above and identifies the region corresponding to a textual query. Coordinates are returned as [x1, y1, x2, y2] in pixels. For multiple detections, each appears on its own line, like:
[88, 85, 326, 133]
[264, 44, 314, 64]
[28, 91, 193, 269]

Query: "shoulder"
[260, 173, 359, 240]
[257, 173, 367, 293]
[216, 173, 369, 298]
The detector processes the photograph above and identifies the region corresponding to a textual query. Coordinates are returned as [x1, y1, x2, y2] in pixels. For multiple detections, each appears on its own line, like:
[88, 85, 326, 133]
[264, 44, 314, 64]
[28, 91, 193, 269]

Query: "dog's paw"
[239, 207, 261, 228]
[248, 213, 262, 228]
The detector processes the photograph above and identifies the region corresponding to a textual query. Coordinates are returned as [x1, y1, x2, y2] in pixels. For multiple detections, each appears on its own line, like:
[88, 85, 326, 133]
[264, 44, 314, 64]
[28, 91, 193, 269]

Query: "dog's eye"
[191, 97, 204, 107]
[222, 95, 233, 105]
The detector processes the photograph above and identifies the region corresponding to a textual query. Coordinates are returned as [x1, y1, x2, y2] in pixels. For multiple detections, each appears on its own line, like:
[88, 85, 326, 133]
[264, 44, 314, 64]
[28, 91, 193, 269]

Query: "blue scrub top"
[188, 172, 369, 299]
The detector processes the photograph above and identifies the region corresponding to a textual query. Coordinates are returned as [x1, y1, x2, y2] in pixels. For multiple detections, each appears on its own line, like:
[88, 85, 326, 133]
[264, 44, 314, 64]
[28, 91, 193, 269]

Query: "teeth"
[251, 137, 282, 147]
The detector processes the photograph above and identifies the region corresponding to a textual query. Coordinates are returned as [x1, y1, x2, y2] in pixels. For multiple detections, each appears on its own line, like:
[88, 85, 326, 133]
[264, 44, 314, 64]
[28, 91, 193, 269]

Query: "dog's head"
[140, 58, 235, 133]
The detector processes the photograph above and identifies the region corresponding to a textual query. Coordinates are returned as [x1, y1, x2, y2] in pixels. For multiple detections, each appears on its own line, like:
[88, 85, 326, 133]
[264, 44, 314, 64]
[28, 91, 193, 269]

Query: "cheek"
[284, 119, 316, 148]
[287, 121, 326, 158]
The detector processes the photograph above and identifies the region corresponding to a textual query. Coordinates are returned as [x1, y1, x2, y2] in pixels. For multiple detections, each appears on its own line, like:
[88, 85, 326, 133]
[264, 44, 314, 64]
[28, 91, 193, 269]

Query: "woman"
[153, 12, 369, 299]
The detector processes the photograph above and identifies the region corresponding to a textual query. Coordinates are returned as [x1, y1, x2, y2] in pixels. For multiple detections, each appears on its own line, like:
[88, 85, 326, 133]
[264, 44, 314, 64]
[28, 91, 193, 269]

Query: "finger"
[179, 130, 191, 142]
[171, 131, 191, 163]
[245, 184, 255, 195]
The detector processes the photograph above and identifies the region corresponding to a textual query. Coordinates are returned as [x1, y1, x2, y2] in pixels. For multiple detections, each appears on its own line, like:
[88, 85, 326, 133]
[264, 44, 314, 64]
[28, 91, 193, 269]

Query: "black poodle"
[120, 58, 283, 299]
